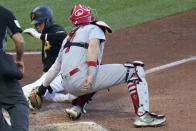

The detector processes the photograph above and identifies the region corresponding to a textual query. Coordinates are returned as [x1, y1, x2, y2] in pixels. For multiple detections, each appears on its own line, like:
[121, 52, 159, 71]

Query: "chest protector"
[63, 21, 112, 50]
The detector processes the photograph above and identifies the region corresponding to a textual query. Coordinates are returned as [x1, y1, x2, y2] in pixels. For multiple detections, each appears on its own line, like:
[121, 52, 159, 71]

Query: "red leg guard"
[127, 83, 140, 114]
[127, 83, 146, 116]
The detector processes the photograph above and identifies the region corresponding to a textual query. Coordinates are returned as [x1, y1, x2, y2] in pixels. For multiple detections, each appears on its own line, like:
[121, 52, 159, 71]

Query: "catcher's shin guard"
[125, 61, 149, 116]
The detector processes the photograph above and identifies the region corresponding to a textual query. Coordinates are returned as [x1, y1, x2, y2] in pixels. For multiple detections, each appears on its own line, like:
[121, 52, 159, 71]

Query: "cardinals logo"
[75, 9, 83, 16]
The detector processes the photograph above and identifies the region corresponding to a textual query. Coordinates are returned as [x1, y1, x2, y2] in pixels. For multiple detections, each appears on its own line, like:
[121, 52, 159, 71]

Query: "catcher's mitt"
[28, 86, 43, 109]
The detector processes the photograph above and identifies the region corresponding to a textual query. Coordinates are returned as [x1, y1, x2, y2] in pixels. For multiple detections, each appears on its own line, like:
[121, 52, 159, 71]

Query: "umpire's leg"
[8, 102, 29, 131]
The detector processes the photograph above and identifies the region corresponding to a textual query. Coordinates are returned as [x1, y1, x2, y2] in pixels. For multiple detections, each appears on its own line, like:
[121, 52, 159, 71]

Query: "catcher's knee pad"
[124, 61, 144, 82]
[124, 61, 149, 116]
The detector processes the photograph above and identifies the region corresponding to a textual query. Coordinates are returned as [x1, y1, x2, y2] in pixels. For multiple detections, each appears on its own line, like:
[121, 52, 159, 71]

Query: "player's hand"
[23, 28, 41, 39]
[15, 60, 24, 73]
[82, 75, 94, 91]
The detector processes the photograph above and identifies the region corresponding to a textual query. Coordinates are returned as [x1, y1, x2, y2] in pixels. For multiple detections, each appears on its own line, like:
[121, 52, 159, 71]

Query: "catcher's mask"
[70, 4, 96, 25]
[30, 6, 54, 28]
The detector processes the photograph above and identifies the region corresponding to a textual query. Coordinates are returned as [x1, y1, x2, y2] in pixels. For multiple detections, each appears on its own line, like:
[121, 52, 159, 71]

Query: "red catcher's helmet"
[70, 4, 94, 25]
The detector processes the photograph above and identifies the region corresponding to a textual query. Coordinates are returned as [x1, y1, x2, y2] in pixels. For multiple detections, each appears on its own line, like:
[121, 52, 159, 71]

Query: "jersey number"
[44, 41, 51, 58]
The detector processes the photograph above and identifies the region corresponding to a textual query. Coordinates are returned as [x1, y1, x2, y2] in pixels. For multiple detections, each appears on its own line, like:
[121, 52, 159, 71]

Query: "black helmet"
[30, 6, 54, 27]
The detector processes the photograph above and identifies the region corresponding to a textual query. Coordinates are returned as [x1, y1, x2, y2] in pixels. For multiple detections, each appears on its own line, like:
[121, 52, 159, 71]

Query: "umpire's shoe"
[65, 106, 81, 120]
[133, 112, 166, 127]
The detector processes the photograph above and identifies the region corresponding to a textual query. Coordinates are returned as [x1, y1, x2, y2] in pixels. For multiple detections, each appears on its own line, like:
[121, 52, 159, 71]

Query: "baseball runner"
[0, 5, 29, 131]
[30, 4, 166, 127]
[22, 6, 76, 109]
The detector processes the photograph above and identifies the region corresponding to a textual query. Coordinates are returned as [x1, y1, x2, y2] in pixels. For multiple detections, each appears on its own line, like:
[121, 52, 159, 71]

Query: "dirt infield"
[20, 10, 196, 131]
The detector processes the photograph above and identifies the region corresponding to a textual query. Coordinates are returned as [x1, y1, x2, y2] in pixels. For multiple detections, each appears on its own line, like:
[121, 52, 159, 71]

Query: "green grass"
[1, 0, 196, 51]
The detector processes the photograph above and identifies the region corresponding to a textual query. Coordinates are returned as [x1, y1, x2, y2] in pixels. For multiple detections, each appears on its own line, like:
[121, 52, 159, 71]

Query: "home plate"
[30, 122, 108, 131]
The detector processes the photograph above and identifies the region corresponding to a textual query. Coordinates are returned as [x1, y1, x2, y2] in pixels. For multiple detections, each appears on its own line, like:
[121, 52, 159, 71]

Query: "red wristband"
[87, 61, 97, 67]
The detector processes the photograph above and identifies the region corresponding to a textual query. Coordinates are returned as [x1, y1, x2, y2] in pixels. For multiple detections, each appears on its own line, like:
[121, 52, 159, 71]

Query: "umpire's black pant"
[0, 102, 29, 131]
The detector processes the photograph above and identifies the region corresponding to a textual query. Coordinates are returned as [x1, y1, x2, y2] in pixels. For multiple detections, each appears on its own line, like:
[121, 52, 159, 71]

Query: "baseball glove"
[28, 86, 43, 109]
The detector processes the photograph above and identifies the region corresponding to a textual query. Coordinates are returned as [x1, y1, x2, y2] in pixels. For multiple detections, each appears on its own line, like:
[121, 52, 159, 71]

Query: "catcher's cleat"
[65, 106, 81, 120]
[133, 112, 166, 127]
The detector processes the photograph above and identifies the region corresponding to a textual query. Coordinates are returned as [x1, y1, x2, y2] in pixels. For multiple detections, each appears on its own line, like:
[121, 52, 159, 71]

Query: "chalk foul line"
[145, 56, 196, 74]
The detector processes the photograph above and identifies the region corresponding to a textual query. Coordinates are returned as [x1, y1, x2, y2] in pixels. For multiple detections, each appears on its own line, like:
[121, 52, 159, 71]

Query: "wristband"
[87, 61, 97, 67]
[87, 61, 97, 76]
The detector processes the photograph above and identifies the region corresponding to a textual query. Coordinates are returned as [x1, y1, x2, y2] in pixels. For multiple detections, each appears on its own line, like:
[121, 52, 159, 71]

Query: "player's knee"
[135, 66, 146, 79]
[124, 61, 146, 83]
